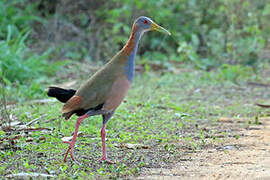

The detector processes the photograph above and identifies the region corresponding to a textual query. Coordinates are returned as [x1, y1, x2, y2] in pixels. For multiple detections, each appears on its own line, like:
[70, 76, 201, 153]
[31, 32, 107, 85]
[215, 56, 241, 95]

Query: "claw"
[64, 147, 70, 162]
[62, 114, 88, 162]
[63, 141, 76, 162]
[70, 149, 75, 161]
[98, 156, 116, 164]
[63, 141, 71, 144]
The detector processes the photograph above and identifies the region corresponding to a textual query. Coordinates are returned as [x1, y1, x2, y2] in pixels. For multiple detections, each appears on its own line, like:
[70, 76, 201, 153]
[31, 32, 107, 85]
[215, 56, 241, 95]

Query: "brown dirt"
[137, 117, 270, 180]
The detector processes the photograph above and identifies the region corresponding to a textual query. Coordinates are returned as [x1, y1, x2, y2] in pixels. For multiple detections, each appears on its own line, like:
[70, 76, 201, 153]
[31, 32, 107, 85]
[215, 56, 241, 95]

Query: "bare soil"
[138, 117, 270, 180]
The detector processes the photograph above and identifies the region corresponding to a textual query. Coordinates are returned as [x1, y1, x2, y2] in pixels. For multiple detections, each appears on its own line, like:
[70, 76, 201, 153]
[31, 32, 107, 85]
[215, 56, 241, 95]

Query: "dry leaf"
[219, 117, 270, 122]
[6, 172, 55, 178]
[28, 99, 56, 104]
[3, 126, 51, 132]
[114, 143, 150, 149]
[9, 121, 22, 127]
[0, 135, 22, 144]
[61, 132, 83, 141]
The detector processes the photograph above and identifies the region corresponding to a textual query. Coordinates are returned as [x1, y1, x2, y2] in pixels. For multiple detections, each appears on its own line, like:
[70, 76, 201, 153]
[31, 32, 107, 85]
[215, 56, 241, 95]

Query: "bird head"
[135, 16, 171, 35]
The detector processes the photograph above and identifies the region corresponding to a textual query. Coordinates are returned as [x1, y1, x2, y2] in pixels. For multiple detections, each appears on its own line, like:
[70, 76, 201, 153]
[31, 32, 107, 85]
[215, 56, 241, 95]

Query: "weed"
[1, 66, 270, 178]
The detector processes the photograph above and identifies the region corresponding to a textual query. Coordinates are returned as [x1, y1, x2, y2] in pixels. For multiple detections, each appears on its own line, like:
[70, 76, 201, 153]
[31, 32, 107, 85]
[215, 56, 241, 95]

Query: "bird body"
[62, 51, 131, 119]
[62, 22, 143, 119]
[47, 16, 171, 163]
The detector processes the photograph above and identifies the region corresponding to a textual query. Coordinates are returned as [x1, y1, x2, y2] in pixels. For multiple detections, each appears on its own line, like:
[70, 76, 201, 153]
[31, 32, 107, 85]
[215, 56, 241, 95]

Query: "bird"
[47, 16, 171, 163]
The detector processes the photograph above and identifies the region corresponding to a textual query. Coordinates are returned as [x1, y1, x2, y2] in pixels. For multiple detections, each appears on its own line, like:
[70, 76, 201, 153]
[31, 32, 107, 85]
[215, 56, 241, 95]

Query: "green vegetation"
[1, 0, 270, 179]
[1, 0, 270, 100]
[0, 0, 66, 101]
[1, 68, 270, 178]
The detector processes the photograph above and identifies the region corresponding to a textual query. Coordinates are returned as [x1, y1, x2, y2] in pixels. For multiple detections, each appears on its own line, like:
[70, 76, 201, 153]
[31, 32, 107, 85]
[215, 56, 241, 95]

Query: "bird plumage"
[61, 52, 131, 119]
[47, 87, 104, 119]
[47, 86, 76, 103]
[59, 23, 141, 120]
[47, 16, 171, 163]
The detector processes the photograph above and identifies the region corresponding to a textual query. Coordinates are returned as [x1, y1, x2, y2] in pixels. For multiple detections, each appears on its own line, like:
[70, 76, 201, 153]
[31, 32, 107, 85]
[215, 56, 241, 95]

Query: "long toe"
[63, 141, 72, 145]
[64, 147, 70, 162]
[99, 157, 116, 164]
[63, 142, 76, 162]
[70, 149, 75, 161]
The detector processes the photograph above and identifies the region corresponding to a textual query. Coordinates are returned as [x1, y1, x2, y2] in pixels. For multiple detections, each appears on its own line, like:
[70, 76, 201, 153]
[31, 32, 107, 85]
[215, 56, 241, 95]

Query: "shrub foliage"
[0, 0, 270, 100]
[25, 0, 270, 67]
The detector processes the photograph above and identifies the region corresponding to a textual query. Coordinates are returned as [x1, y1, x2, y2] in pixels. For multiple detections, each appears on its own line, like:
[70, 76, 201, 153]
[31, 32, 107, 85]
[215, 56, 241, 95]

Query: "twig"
[25, 114, 47, 126]
[0, 73, 11, 127]
[255, 103, 270, 108]
[43, 117, 58, 124]
[3, 127, 51, 132]
[247, 82, 270, 88]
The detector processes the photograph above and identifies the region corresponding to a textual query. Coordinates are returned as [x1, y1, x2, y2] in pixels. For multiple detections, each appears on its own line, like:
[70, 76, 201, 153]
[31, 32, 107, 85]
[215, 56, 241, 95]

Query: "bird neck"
[122, 24, 143, 82]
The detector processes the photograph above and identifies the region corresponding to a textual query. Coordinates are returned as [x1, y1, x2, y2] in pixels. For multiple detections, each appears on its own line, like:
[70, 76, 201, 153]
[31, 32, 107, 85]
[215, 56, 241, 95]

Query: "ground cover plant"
[1, 64, 270, 178]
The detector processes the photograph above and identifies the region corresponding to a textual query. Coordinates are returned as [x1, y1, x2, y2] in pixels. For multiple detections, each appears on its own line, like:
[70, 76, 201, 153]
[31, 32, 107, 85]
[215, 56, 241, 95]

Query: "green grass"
[1, 65, 270, 178]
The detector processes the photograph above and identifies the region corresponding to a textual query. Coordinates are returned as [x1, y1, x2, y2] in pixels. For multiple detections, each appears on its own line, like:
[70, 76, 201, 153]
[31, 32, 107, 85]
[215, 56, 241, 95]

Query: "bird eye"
[143, 20, 148, 24]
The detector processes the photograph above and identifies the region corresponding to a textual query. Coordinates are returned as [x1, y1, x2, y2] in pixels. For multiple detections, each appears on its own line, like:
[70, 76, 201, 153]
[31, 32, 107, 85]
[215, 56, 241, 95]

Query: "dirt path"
[138, 118, 270, 180]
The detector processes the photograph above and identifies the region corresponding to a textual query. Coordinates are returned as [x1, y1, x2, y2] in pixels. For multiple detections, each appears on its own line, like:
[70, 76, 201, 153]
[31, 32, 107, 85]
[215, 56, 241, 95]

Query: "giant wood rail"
[47, 16, 171, 163]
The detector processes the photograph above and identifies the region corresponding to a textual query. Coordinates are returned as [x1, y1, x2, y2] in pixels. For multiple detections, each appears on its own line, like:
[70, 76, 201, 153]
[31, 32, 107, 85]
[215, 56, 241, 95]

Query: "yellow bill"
[151, 22, 171, 35]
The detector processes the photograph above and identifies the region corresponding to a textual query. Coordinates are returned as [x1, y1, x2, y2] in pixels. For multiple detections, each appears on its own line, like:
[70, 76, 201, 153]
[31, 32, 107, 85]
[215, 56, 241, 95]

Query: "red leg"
[63, 114, 88, 162]
[99, 124, 115, 164]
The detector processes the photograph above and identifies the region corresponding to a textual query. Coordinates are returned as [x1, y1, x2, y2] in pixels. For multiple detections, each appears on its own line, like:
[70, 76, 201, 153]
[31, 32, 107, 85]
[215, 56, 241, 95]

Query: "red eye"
[143, 20, 148, 24]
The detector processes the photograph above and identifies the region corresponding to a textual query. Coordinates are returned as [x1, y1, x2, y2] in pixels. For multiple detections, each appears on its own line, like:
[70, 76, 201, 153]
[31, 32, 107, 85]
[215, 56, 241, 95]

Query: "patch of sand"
[138, 119, 270, 180]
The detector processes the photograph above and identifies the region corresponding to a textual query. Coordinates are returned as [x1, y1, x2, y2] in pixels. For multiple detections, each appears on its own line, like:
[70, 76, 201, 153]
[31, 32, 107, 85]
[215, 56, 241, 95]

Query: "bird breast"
[102, 76, 131, 112]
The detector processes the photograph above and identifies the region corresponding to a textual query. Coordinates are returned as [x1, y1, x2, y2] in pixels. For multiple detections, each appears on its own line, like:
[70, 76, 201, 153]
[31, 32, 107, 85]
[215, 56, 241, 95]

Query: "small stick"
[43, 117, 58, 124]
[25, 114, 47, 126]
[0, 74, 11, 127]
[255, 103, 270, 108]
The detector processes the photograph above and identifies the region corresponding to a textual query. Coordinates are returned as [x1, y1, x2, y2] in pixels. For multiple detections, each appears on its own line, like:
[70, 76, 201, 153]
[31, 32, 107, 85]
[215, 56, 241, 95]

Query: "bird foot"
[63, 141, 76, 162]
[98, 157, 116, 164]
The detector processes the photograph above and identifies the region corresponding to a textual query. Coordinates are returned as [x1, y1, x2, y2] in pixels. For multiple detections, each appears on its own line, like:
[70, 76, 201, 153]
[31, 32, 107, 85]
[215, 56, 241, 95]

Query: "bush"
[0, 27, 66, 101]
[23, 0, 269, 69]
[1, 0, 270, 89]
[0, 27, 63, 83]
[0, 0, 67, 101]
[0, 0, 43, 40]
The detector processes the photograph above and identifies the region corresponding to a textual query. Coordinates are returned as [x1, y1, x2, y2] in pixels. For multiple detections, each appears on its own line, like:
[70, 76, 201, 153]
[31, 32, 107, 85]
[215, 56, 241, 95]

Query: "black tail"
[47, 86, 76, 103]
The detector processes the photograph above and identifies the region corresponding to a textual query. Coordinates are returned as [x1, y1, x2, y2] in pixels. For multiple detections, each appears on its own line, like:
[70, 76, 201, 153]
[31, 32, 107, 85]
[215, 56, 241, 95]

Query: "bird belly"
[102, 76, 131, 112]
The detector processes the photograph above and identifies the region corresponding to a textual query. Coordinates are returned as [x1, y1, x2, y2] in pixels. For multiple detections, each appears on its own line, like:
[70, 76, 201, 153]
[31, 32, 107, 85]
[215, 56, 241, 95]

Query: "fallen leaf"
[61, 132, 83, 141]
[26, 138, 33, 143]
[2, 126, 51, 132]
[61, 136, 72, 142]
[171, 67, 183, 74]
[1, 126, 15, 132]
[8, 121, 22, 127]
[28, 99, 56, 104]
[218, 117, 234, 123]
[0, 135, 22, 144]
[247, 82, 270, 87]
[219, 117, 270, 122]
[20, 127, 51, 132]
[6, 172, 55, 178]
[9, 114, 18, 121]
[114, 143, 150, 149]
[39, 137, 46, 141]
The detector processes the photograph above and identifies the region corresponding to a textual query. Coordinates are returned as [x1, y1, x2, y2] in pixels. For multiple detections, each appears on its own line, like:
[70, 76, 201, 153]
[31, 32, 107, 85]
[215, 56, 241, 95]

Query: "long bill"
[151, 22, 171, 35]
